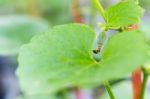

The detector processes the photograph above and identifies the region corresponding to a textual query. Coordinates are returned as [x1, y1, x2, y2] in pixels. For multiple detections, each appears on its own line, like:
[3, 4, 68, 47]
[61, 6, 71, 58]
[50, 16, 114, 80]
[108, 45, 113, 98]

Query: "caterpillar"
[93, 43, 102, 54]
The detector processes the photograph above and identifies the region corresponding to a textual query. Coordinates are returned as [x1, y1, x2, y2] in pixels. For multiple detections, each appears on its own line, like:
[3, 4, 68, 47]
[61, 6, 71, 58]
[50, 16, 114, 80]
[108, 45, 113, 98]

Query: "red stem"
[129, 24, 142, 99]
[132, 69, 142, 99]
[71, 0, 83, 23]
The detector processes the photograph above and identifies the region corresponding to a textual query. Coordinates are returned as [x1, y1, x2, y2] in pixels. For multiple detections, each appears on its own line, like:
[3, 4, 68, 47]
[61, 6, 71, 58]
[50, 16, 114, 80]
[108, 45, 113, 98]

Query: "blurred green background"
[0, 0, 149, 99]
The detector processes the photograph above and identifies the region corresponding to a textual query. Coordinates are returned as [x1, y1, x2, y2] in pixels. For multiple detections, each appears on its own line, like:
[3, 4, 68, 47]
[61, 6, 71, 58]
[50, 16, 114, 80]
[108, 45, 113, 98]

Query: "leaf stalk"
[140, 68, 148, 99]
[103, 81, 115, 99]
[93, 0, 107, 22]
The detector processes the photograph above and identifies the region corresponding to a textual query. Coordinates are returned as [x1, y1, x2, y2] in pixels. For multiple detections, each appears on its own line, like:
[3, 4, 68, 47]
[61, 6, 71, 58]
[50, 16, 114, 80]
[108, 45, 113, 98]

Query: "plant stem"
[103, 81, 115, 99]
[93, 0, 107, 22]
[107, 26, 120, 30]
[140, 68, 148, 99]
[71, 0, 83, 23]
[131, 69, 142, 99]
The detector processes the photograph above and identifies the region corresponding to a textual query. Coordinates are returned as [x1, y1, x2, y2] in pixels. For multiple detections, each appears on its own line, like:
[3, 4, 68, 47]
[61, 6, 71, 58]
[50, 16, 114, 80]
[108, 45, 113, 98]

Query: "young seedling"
[17, 0, 150, 99]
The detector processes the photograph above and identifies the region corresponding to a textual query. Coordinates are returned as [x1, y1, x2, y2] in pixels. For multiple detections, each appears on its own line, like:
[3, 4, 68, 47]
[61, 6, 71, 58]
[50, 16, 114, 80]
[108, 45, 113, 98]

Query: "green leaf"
[105, 0, 144, 27]
[17, 24, 149, 96]
[74, 30, 149, 86]
[17, 23, 96, 96]
[0, 16, 49, 55]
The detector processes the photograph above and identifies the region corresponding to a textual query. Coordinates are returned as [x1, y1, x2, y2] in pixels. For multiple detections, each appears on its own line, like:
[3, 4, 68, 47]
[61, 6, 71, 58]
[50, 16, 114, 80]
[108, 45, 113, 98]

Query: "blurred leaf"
[0, 16, 49, 55]
[38, 0, 71, 11]
[105, 0, 144, 27]
[16, 95, 56, 99]
[0, 0, 27, 9]
[0, 0, 72, 25]
[38, 0, 72, 25]
[17, 24, 149, 96]
[141, 22, 150, 44]
[139, 0, 150, 9]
